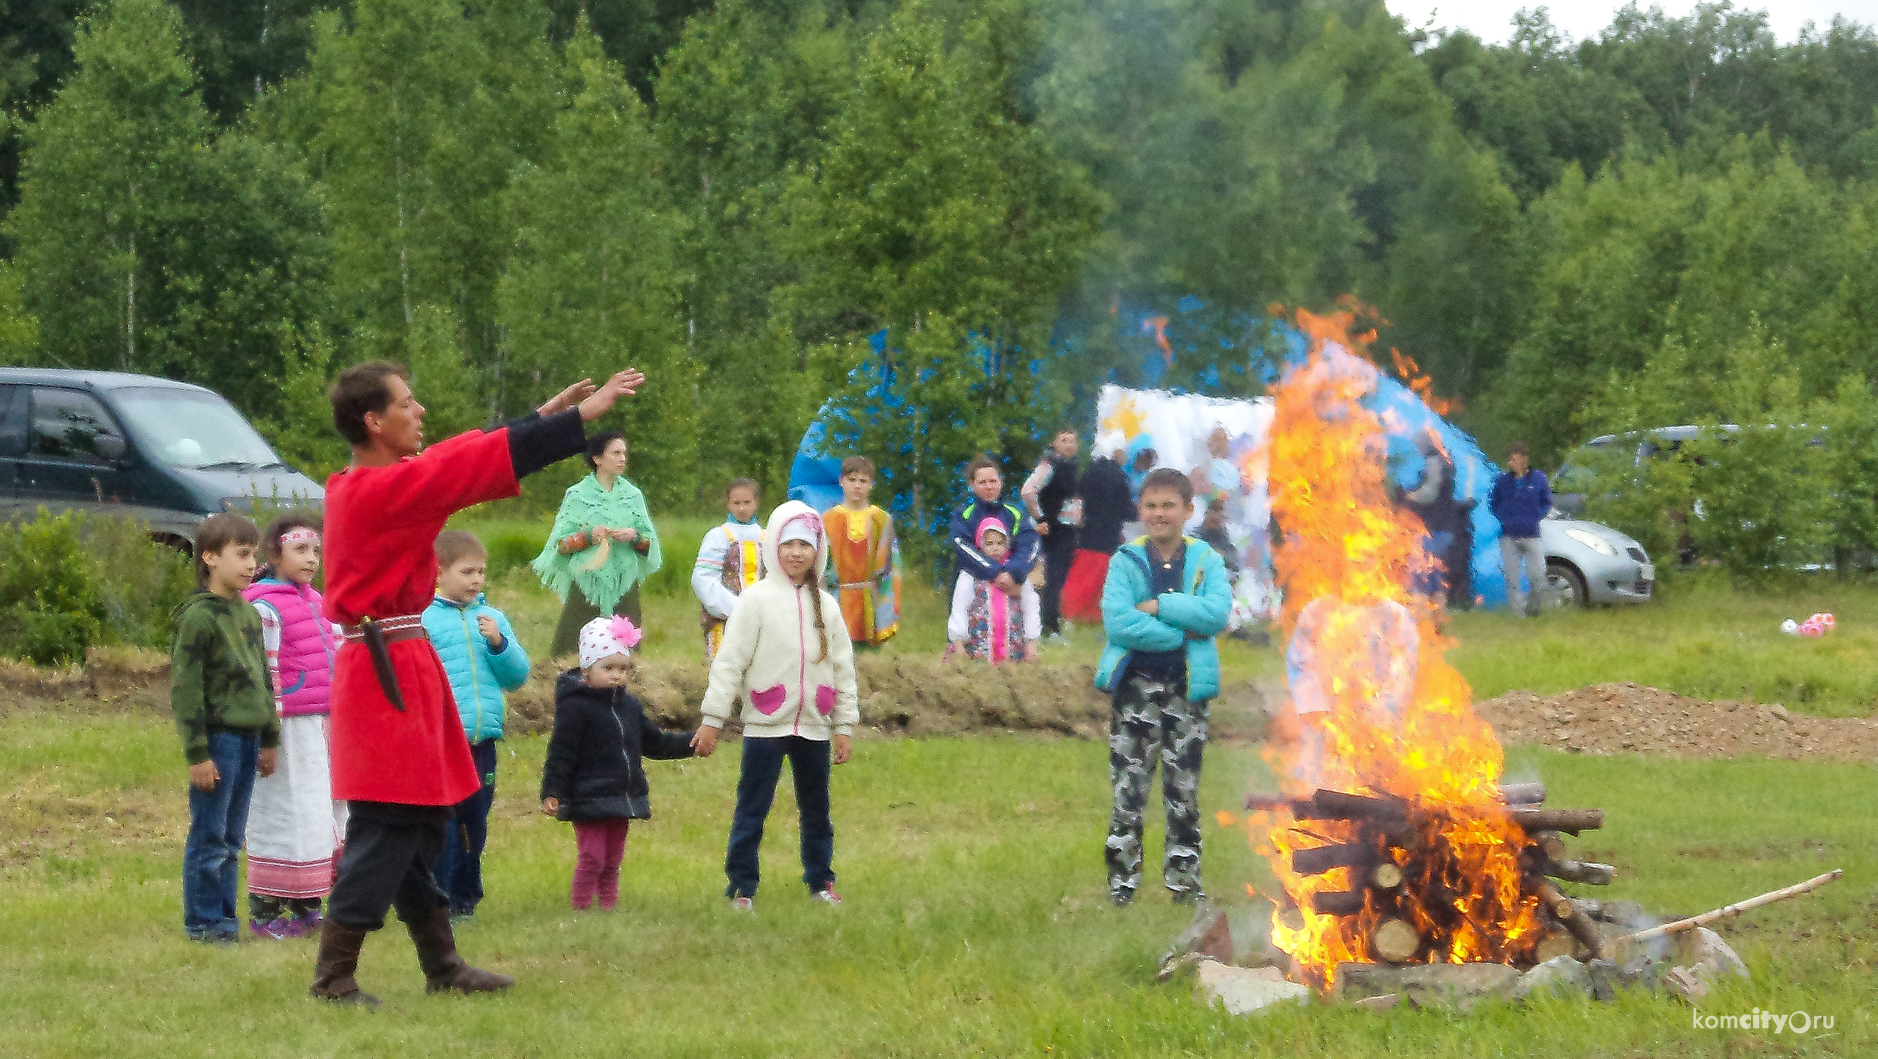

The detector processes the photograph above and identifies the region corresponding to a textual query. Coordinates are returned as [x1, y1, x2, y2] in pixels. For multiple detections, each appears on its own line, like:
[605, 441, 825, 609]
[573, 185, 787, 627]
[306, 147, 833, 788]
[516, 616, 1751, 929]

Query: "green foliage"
[0, 260, 36, 363]
[255, 325, 349, 480]
[3, 0, 325, 423]
[498, 27, 698, 508]
[87, 516, 194, 650]
[0, 509, 105, 665]
[481, 528, 547, 582]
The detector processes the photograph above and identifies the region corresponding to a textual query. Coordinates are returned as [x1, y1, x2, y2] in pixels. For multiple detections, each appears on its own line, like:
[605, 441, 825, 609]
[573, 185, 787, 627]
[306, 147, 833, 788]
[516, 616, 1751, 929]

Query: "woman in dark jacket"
[540, 618, 695, 910]
[1060, 430, 1137, 625]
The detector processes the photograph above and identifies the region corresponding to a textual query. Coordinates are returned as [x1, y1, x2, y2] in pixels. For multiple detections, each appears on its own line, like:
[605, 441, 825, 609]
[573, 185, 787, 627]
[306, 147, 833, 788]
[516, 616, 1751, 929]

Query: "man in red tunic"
[310, 361, 642, 1005]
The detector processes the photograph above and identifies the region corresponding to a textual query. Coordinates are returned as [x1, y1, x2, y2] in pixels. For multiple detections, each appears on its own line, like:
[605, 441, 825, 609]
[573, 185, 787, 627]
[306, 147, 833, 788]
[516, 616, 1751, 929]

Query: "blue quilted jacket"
[423, 594, 531, 743]
[1094, 537, 1232, 701]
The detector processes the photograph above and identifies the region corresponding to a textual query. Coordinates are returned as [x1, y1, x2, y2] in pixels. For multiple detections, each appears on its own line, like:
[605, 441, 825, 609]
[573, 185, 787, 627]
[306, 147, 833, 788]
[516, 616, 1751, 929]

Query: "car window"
[0, 385, 26, 457]
[28, 387, 117, 465]
[110, 386, 280, 469]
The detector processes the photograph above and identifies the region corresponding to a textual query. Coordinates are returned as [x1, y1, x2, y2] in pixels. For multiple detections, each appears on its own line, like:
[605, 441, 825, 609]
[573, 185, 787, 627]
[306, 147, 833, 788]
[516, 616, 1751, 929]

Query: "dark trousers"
[326, 801, 452, 932]
[1040, 526, 1078, 634]
[183, 730, 259, 938]
[724, 736, 833, 898]
[435, 739, 497, 914]
[552, 585, 642, 657]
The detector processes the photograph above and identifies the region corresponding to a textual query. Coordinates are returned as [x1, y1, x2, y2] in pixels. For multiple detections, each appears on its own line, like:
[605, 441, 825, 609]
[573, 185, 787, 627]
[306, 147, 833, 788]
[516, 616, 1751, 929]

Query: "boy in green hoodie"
[172, 513, 280, 942]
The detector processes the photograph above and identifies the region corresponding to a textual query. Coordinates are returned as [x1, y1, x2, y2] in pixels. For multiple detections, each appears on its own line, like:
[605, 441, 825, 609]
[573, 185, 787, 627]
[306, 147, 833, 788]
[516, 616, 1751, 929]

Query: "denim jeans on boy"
[434, 739, 497, 915]
[724, 736, 834, 898]
[183, 730, 259, 938]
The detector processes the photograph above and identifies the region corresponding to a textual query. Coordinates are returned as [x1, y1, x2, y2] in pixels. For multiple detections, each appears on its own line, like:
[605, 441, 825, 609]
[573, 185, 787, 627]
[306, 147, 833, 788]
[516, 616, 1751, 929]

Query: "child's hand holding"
[477, 614, 503, 649]
[258, 747, 278, 778]
[691, 726, 719, 757]
[833, 734, 852, 765]
[541, 797, 560, 816]
[189, 760, 219, 792]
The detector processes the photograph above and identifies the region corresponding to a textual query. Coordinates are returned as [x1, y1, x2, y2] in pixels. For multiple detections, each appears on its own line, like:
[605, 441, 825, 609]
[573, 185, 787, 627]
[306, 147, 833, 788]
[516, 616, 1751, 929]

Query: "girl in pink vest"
[947, 519, 1041, 663]
[241, 514, 345, 939]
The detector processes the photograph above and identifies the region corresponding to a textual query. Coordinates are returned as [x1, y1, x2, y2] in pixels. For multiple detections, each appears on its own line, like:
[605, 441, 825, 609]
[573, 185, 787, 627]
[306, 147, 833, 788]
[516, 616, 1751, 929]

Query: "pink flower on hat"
[579, 615, 642, 669]
[609, 616, 643, 649]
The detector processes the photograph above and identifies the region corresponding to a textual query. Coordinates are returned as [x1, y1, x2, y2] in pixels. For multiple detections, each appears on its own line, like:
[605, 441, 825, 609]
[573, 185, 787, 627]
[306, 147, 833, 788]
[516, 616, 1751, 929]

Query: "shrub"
[0, 510, 106, 665]
[484, 530, 547, 582]
[88, 516, 195, 648]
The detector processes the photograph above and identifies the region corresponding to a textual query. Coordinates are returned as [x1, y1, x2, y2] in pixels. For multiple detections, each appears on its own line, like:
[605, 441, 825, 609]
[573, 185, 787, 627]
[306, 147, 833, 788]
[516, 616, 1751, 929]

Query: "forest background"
[7, 0, 1878, 563]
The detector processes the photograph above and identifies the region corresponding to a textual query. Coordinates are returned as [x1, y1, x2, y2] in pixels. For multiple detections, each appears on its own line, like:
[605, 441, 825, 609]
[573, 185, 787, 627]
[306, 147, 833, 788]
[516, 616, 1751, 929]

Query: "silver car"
[1537, 515, 1654, 608]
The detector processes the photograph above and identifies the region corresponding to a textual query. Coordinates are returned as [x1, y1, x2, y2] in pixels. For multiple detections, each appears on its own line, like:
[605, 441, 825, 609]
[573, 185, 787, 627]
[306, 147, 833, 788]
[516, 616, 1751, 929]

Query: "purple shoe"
[248, 917, 292, 941]
[292, 910, 323, 937]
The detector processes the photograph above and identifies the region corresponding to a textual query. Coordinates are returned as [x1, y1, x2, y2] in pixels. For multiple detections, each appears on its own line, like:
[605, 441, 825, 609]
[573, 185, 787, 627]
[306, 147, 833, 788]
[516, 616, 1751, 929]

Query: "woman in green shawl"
[533, 431, 663, 656]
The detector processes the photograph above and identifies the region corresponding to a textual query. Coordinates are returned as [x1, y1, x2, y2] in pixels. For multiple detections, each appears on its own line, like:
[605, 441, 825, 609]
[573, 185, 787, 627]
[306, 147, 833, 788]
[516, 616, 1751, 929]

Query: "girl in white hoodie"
[691, 501, 859, 909]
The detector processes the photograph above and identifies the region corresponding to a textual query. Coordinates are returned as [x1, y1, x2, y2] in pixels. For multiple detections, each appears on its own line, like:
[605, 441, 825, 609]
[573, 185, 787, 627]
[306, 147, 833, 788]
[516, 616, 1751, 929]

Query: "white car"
[1537, 515, 1654, 608]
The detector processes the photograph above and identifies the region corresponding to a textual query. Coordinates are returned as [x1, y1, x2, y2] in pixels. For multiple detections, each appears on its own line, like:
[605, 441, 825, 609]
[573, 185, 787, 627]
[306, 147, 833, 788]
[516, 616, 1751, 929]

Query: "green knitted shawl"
[532, 473, 662, 612]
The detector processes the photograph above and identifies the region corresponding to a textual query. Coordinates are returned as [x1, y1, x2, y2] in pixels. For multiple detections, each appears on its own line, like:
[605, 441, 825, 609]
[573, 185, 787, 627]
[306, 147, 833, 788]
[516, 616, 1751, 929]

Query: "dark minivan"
[0, 369, 324, 550]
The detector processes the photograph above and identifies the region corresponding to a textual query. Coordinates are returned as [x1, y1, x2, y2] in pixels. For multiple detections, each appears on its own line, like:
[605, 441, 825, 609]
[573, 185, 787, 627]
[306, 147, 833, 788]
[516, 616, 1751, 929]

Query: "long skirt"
[1060, 549, 1112, 625]
[551, 584, 643, 658]
[244, 714, 346, 899]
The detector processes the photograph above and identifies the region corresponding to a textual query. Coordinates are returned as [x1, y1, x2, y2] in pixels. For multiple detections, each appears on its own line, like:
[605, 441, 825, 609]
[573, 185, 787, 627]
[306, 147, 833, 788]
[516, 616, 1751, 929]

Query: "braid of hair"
[807, 573, 829, 664]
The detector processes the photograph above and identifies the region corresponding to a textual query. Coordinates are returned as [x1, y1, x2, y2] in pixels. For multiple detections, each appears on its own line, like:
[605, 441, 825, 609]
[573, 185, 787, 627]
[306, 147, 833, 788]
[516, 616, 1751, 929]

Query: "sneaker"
[292, 910, 323, 937]
[248, 917, 291, 941]
[449, 909, 475, 925]
[810, 885, 842, 905]
[729, 896, 754, 912]
[1109, 888, 1136, 908]
[1045, 632, 1069, 646]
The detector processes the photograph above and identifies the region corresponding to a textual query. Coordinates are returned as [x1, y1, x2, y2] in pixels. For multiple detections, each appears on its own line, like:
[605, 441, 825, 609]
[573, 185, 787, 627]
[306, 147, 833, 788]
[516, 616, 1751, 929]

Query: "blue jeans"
[183, 730, 259, 938]
[724, 736, 833, 898]
[435, 739, 497, 914]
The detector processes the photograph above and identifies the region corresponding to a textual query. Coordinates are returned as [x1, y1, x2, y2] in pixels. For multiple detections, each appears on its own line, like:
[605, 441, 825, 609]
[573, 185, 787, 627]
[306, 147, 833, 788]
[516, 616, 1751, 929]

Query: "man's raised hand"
[578, 369, 646, 422]
[538, 379, 597, 417]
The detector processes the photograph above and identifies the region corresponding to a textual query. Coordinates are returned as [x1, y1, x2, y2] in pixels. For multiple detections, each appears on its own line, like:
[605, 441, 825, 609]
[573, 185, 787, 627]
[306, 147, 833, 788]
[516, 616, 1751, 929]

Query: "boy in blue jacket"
[425, 530, 532, 919]
[1095, 468, 1232, 906]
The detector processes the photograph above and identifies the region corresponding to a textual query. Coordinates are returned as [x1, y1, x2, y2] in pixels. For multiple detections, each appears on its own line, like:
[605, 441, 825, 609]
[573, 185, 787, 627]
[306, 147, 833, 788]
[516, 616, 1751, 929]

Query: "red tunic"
[323, 427, 521, 805]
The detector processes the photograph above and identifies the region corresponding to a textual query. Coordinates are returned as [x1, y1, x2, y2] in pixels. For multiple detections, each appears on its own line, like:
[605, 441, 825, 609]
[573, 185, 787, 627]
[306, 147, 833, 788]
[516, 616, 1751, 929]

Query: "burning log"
[1369, 863, 1404, 890]
[1527, 830, 1568, 862]
[1496, 782, 1546, 805]
[1370, 918, 1421, 964]
[1509, 808, 1603, 835]
[1544, 860, 1616, 886]
[1534, 878, 1604, 959]
[1530, 927, 1579, 964]
[1292, 843, 1371, 876]
[1309, 789, 1407, 821]
[1621, 869, 1843, 944]
[1311, 890, 1368, 916]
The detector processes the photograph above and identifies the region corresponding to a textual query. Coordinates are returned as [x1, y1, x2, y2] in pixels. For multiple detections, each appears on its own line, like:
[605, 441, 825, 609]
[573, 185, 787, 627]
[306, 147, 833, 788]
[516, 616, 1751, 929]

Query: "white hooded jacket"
[700, 500, 860, 739]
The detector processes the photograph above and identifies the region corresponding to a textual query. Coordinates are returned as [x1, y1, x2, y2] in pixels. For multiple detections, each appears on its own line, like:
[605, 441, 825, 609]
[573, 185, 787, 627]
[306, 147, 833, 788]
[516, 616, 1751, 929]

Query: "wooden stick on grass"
[1623, 869, 1844, 943]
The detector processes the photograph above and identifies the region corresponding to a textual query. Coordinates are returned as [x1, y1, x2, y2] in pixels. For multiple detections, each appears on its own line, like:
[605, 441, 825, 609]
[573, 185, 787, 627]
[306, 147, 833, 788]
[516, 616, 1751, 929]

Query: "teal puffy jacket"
[1094, 537, 1232, 701]
[423, 594, 531, 743]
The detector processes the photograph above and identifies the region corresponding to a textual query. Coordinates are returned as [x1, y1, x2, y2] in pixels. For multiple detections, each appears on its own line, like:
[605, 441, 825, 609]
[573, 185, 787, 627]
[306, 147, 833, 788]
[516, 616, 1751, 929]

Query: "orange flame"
[1143, 315, 1174, 367]
[1245, 307, 1537, 989]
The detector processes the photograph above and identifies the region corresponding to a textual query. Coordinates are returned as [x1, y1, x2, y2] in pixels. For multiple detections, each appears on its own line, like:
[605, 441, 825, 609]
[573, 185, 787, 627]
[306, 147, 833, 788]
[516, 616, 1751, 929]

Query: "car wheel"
[1544, 561, 1588, 609]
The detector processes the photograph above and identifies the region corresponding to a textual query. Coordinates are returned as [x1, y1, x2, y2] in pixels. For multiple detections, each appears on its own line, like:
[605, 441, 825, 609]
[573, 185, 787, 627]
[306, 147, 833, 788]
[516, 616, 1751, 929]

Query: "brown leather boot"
[308, 921, 381, 1007]
[405, 908, 514, 994]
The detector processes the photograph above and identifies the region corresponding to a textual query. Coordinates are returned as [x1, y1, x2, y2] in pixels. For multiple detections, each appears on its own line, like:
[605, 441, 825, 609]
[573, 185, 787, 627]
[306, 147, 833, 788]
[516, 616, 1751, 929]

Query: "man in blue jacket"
[949, 455, 1040, 594]
[423, 531, 532, 919]
[1488, 442, 1552, 617]
[1095, 468, 1232, 906]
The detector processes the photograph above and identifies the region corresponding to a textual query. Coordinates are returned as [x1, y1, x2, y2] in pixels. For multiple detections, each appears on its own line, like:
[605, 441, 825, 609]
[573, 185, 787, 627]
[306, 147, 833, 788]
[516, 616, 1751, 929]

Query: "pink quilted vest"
[243, 579, 335, 717]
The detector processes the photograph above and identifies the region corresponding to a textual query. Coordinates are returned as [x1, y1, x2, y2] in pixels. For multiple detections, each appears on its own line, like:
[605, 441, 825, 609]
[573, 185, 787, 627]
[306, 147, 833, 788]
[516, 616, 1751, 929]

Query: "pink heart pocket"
[815, 685, 837, 716]
[749, 684, 787, 716]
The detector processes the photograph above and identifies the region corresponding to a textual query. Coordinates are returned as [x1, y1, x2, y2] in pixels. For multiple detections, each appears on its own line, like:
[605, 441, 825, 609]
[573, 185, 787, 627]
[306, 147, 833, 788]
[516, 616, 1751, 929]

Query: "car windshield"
[111, 387, 281, 470]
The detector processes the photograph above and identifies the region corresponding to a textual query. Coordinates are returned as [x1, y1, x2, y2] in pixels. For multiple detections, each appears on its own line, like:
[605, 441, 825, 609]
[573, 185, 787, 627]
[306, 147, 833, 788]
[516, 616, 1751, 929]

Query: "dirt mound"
[508, 655, 1271, 740]
[1476, 682, 1878, 761]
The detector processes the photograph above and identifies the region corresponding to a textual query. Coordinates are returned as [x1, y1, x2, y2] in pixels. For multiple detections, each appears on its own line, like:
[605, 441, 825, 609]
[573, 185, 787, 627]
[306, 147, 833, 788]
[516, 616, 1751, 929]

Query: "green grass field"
[6, 514, 1873, 1056]
[1, 705, 1872, 1057]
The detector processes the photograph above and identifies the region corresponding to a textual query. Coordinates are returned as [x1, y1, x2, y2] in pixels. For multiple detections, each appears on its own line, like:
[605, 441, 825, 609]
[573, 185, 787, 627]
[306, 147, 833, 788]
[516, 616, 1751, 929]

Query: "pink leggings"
[570, 818, 630, 911]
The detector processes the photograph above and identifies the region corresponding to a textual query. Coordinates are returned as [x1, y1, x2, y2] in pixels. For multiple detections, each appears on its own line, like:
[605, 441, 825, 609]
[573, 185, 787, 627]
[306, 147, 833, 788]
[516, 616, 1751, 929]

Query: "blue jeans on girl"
[724, 736, 833, 898]
[184, 730, 259, 939]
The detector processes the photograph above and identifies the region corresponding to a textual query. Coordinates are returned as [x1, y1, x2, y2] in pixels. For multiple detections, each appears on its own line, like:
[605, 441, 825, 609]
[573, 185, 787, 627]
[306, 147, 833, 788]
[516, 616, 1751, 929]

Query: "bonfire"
[1192, 309, 1842, 1008]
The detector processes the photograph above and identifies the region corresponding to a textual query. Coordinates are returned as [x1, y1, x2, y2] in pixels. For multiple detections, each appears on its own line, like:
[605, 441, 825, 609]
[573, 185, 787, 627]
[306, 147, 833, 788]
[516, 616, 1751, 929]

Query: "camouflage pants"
[1106, 676, 1209, 904]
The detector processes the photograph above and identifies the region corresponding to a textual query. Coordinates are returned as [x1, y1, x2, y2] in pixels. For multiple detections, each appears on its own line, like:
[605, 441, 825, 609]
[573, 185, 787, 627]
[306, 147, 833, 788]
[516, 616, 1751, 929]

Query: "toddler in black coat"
[540, 617, 695, 911]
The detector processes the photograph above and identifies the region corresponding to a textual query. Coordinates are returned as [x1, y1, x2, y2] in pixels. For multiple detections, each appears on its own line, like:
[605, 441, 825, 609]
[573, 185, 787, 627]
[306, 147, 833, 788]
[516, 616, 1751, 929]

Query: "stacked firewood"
[1245, 784, 1614, 966]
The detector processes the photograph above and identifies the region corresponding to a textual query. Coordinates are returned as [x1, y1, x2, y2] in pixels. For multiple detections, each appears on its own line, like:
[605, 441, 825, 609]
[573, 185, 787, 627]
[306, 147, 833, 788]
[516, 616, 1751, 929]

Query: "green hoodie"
[170, 591, 279, 764]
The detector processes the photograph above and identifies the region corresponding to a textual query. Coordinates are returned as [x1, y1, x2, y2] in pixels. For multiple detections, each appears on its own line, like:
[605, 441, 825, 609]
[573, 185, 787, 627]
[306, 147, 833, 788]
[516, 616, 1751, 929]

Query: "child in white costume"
[692, 479, 766, 660]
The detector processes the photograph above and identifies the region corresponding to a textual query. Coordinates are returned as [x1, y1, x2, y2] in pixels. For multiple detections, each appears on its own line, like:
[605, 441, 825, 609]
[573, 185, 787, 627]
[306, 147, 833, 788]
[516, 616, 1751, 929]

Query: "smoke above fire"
[1220, 306, 1539, 988]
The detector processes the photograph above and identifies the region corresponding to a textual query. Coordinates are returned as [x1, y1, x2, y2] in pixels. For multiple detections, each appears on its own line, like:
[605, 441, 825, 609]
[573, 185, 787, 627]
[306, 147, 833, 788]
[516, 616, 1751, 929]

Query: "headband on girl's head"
[778, 512, 823, 547]
[280, 528, 320, 546]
